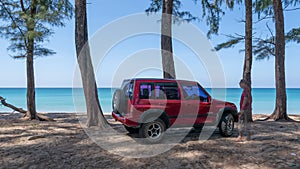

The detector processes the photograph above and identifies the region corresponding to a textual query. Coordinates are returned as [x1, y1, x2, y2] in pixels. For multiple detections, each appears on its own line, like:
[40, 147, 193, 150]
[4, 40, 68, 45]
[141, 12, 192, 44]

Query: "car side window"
[155, 82, 180, 100]
[181, 83, 208, 101]
[198, 85, 208, 102]
[139, 83, 153, 99]
[139, 82, 180, 100]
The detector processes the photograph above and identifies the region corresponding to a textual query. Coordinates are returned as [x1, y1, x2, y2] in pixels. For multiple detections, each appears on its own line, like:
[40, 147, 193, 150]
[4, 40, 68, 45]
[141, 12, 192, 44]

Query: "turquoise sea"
[0, 88, 299, 115]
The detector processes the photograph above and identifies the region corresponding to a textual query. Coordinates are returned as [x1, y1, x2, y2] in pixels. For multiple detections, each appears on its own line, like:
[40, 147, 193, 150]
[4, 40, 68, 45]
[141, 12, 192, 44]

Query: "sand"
[0, 113, 299, 169]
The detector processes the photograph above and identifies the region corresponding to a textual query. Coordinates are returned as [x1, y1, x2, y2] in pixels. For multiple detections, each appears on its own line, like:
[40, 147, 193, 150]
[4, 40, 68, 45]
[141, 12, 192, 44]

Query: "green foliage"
[254, 0, 273, 19]
[146, 0, 226, 37]
[212, 0, 244, 9]
[286, 27, 300, 43]
[215, 29, 300, 60]
[0, 0, 73, 59]
[214, 36, 244, 51]
[216, 0, 300, 60]
[253, 0, 300, 60]
[146, 0, 162, 13]
[253, 37, 275, 60]
[146, 0, 198, 22]
[254, 0, 300, 18]
[200, 0, 244, 37]
[200, 0, 223, 37]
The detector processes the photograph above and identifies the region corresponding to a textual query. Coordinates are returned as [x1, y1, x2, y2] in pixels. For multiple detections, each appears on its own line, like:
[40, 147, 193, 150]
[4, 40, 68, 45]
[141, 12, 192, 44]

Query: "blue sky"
[0, 0, 299, 88]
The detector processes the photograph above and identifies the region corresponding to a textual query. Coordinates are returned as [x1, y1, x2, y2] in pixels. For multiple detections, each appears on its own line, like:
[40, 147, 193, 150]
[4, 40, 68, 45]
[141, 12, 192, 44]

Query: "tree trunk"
[161, 0, 176, 79]
[75, 0, 107, 127]
[25, 1, 38, 120]
[270, 0, 288, 120]
[243, 0, 253, 122]
[26, 41, 37, 120]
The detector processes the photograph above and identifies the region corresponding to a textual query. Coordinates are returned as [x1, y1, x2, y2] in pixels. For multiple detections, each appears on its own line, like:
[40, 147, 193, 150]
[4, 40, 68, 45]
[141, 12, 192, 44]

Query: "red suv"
[112, 78, 238, 143]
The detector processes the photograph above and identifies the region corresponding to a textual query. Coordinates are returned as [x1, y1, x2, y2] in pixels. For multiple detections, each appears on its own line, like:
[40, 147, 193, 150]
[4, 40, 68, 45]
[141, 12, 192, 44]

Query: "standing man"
[237, 79, 252, 141]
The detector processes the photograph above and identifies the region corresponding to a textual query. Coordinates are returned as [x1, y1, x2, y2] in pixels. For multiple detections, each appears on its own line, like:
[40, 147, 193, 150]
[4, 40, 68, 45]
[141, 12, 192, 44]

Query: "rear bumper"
[112, 111, 139, 127]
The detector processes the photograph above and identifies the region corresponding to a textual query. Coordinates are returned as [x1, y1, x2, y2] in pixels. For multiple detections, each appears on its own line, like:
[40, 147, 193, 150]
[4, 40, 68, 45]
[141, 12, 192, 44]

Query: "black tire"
[112, 89, 126, 113]
[219, 113, 234, 137]
[124, 125, 139, 134]
[139, 118, 166, 144]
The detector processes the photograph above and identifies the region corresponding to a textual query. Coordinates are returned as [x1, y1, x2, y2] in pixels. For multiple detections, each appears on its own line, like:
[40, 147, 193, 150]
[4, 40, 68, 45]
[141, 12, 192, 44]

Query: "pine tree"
[253, 0, 300, 120]
[216, 0, 300, 121]
[0, 0, 73, 119]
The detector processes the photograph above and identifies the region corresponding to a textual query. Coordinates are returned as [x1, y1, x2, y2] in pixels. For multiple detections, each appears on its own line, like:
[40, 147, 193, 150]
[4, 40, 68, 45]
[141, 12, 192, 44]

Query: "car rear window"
[123, 81, 134, 100]
[139, 82, 180, 100]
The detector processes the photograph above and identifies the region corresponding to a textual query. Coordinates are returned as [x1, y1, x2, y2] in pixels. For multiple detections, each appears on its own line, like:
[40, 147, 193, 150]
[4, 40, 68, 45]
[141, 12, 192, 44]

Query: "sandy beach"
[0, 113, 299, 169]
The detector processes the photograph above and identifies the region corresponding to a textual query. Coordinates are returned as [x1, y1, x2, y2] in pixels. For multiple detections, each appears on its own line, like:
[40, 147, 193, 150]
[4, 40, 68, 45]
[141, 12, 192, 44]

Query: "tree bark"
[161, 0, 176, 79]
[243, 0, 253, 122]
[270, 0, 288, 120]
[75, 0, 107, 127]
[26, 46, 37, 119]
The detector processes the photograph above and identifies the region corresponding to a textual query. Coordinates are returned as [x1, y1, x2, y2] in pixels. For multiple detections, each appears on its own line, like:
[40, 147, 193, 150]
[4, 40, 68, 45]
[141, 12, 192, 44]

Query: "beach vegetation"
[215, 0, 300, 121]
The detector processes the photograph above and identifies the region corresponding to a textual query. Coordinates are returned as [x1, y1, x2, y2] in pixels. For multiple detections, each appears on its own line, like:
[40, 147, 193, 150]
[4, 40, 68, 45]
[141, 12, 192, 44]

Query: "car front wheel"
[139, 119, 165, 144]
[219, 113, 234, 137]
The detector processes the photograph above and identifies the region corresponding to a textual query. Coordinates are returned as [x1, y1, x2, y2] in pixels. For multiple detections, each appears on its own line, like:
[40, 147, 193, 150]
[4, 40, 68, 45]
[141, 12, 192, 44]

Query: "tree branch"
[20, 0, 26, 12]
[253, 37, 275, 46]
[0, 96, 54, 121]
[266, 22, 274, 39]
[284, 7, 300, 11]
[266, 48, 275, 56]
[253, 14, 273, 24]
[0, 96, 27, 114]
[0, 0, 28, 51]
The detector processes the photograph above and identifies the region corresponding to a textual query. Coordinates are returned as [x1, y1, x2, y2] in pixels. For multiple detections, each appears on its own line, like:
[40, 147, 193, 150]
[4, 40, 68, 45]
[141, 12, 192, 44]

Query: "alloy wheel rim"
[147, 122, 161, 139]
[222, 116, 233, 135]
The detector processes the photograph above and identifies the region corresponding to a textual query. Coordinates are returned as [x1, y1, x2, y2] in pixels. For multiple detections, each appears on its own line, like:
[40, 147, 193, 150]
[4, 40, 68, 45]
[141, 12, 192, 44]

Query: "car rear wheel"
[139, 118, 165, 144]
[219, 113, 234, 137]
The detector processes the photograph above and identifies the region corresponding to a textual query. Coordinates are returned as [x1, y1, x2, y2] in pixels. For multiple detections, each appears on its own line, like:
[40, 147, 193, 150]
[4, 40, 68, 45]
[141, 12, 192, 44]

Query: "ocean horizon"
[0, 88, 299, 115]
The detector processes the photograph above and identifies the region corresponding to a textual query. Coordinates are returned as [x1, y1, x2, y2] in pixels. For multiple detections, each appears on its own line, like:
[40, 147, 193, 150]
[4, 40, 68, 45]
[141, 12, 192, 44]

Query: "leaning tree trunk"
[243, 0, 253, 122]
[270, 0, 288, 120]
[75, 0, 107, 127]
[161, 0, 176, 79]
